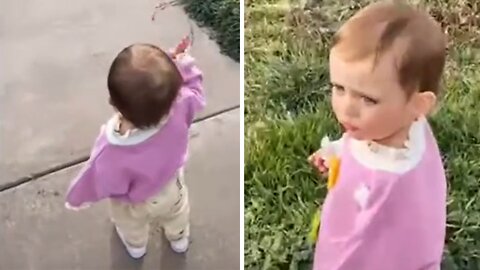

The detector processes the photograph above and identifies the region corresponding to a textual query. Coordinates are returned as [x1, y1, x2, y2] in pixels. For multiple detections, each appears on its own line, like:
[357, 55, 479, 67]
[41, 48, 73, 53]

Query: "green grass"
[245, 0, 480, 269]
[181, 0, 240, 61]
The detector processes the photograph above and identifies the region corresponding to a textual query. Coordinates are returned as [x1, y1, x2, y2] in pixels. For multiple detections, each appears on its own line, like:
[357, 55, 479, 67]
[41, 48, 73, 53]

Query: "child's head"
[329, 1, 446, 142]
[107, 43, 183, 129]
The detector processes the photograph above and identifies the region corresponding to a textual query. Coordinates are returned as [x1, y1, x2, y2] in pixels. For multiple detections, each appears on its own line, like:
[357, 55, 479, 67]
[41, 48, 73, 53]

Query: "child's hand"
[309, 136, 339, 177]
[308, 151, 329, 176]
[171, 35, 191, 59]
[65, 202, 91, 211]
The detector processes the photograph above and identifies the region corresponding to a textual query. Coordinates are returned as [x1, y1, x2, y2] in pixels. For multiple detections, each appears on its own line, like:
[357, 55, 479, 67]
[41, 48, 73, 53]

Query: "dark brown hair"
[107, 43, 183, 129]
[331, 1, 447, 96]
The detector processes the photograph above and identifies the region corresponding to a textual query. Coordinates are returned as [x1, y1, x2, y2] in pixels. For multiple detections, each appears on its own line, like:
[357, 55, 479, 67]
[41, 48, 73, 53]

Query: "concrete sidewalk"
[0, 0, 240, 269]
[0, 0, 240, 183]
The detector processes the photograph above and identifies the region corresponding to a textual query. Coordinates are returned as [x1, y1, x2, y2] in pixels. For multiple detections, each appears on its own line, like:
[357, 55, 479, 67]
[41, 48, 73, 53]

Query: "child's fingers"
[309, 153, 329, 175]
[313, 156, 324, 167]
[314, 158, 329, 176]
[317, 161, 327, 170]
[309, 153, 319, 164]
[313, 157, 321, 167]
[317, 162, 327, 173]
[169, 36, 190, 60]
[175, 35, 191, 54]
[308, 152, 319, 164]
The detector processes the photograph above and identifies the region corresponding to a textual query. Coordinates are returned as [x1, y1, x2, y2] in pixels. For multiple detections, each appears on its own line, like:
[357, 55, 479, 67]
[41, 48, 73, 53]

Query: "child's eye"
[362, 96, 378, 105]
[332, 84, 345, 93]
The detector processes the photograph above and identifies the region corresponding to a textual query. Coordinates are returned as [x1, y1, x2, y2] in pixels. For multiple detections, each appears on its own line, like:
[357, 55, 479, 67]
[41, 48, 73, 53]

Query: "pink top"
[314, 118, 446, 270]
[65, 54, 205, 208]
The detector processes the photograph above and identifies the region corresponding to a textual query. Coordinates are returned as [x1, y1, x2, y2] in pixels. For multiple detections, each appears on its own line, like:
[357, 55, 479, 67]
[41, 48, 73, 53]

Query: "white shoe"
[115, 226, 147, 259]
[169, 236, 189, 253]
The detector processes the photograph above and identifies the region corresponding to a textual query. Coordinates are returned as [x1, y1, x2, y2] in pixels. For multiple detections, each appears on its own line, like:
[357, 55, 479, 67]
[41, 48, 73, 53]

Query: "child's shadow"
[109, 227, 188, 270]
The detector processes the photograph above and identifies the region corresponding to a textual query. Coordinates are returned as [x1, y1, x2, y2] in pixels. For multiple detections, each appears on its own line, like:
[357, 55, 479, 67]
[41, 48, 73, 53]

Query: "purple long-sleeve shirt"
[314, 118, 446, 270]
[65, 54, 205, 207]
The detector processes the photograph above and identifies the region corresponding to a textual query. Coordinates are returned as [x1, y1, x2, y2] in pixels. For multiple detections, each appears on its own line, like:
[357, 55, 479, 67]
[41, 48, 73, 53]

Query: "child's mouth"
[341, 122, 359, 132]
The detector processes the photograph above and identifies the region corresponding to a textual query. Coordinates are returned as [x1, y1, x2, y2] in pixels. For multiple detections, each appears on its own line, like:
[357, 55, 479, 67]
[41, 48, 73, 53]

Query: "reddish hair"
[331, 1, 447, 95]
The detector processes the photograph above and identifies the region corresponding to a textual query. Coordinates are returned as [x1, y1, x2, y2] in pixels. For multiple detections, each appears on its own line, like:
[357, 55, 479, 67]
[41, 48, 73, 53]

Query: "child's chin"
[346, 131, 365, 140]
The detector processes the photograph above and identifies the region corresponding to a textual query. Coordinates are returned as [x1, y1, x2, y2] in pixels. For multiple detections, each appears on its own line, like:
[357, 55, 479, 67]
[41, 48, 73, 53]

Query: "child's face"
[329, 49, 420, 142]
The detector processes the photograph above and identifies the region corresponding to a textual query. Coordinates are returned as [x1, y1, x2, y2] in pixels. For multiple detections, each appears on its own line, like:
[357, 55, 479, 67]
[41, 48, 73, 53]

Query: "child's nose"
[343, 95, 359, 118]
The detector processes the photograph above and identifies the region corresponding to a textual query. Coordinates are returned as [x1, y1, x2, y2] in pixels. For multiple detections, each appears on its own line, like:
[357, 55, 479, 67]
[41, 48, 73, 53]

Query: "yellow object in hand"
[308, 210, 321, 245]
[327, 157, 341, 190]
[309, 156, 341, 245]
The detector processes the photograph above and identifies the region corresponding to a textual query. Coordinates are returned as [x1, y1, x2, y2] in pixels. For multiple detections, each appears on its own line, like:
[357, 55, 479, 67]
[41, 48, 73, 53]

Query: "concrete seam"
[0, 104, 240, 192]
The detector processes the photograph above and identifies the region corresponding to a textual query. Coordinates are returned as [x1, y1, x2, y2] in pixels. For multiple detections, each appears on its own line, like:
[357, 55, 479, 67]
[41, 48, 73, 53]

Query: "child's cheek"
[358, 110, 381, 138]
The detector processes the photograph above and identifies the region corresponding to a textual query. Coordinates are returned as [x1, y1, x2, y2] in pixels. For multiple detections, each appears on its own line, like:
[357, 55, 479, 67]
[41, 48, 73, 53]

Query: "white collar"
[349, 117, 427, 174]
[104, 114, 167, 146]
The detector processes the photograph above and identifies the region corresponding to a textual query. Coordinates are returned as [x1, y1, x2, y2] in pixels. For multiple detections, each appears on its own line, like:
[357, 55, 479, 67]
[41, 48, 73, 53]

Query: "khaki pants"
[109, 170, 190, 248]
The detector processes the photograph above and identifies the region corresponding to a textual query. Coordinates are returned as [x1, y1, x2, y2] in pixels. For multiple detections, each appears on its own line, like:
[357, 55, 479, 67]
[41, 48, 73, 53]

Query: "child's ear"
[411, 91, 437, 117]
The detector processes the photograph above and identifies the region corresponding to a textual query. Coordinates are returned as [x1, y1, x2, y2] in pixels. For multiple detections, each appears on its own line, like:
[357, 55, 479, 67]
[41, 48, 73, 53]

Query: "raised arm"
[175, 54, 205, 109]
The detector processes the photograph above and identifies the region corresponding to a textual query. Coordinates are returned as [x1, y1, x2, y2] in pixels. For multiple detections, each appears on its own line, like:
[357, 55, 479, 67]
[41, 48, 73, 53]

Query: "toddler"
[65, 39, 205, 259]
[309, 1, 447, 269]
